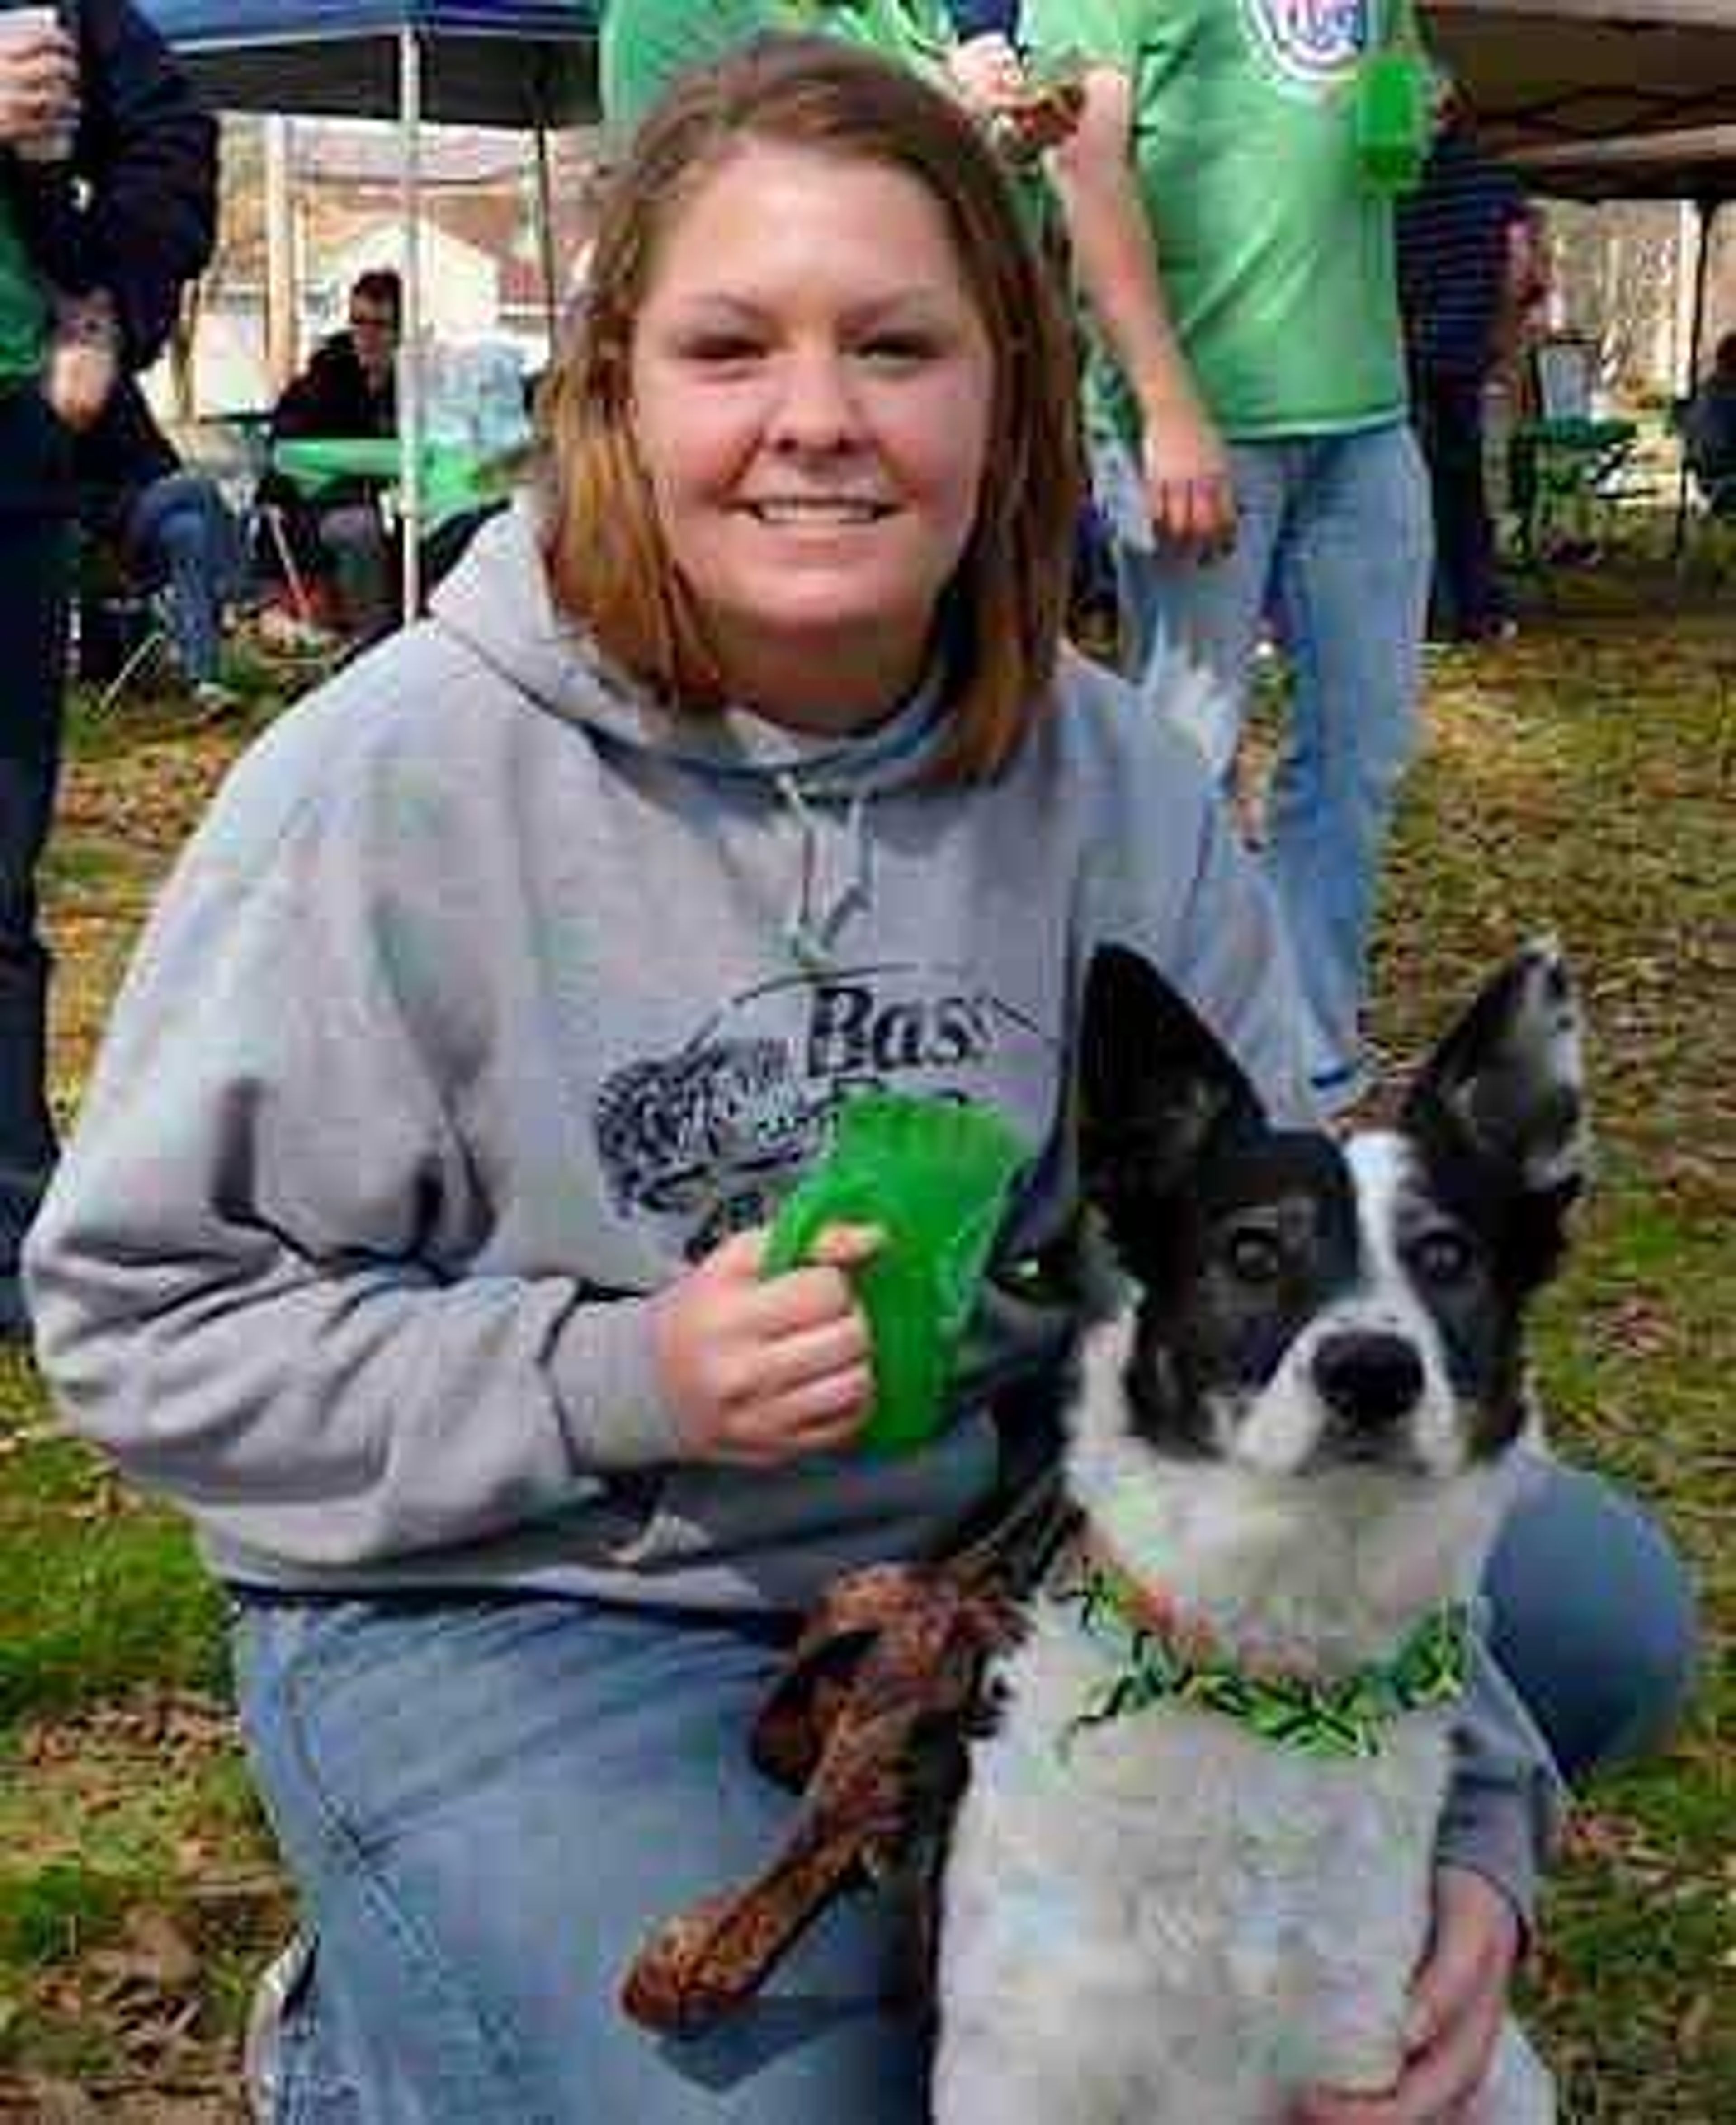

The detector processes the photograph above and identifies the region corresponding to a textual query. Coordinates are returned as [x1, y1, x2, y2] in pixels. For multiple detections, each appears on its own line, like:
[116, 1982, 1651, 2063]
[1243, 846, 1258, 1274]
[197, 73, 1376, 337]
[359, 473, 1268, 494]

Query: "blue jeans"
[1113, 422, 1432, 1096]
[234, 1596, 927, 2124]
[124, 471, 244, 686]
[233, 1461, 1695, 2124]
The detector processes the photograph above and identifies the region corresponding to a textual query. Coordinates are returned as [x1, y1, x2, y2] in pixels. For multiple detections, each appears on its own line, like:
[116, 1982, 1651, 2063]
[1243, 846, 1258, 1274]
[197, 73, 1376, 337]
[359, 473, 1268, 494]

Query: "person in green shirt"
[603, 0, 947, 130]
[1027, 0, 1433, 1130]
[600, 0, 1050, 141]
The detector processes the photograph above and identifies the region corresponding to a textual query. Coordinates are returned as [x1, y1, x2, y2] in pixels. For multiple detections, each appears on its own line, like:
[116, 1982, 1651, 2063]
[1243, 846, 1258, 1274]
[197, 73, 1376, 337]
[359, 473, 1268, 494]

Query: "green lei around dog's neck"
[1058, 1562, 1474, 1762]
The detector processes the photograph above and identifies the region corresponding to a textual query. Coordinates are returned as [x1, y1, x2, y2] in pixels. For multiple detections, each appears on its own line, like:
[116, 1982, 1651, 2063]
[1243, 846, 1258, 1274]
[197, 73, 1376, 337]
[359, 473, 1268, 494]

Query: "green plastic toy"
[763, 1094, 1030, 1456]
[1353, 51, 1430, 195]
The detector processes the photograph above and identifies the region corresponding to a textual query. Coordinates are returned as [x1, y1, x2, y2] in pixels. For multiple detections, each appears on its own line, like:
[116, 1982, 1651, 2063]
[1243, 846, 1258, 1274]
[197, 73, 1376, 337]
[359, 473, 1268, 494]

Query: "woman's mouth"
[741, 498, 895, 526]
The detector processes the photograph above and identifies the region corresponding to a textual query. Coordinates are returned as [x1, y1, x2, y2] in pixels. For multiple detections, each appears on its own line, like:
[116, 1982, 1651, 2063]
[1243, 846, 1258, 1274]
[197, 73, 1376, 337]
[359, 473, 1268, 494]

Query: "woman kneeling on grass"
[24, 37, 1694, 2125]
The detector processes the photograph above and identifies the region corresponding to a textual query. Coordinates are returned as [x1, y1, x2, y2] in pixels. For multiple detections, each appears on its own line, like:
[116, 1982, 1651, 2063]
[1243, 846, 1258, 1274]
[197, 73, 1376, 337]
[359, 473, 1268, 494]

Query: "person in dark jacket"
[73, 374, 244, 701]
[0, 0, 215, 1339]
[257, 269, 401, 638]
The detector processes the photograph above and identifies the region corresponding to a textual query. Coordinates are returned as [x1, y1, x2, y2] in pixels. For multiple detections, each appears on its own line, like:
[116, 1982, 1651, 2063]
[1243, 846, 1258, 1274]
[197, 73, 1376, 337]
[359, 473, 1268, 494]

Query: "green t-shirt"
[601, 0, 955, 135]
[0, 195, 47, 383]
[1025, 0, 1412, 442]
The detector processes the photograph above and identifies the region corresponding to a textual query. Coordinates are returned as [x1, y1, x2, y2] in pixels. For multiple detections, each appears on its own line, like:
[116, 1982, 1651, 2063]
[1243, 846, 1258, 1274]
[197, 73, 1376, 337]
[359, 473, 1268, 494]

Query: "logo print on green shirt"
[1241, 0, 1372, 87]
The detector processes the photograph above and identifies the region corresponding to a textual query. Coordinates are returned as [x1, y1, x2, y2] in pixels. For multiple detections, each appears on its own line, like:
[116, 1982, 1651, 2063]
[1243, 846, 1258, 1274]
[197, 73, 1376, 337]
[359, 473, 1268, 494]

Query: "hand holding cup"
[653, 1223, 883, 1469]
[0, 8, 78, 163]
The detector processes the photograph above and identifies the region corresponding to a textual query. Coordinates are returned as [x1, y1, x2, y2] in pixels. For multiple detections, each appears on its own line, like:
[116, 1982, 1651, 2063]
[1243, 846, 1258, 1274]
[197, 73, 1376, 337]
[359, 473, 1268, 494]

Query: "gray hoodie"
[24, 500, 1560, 1907]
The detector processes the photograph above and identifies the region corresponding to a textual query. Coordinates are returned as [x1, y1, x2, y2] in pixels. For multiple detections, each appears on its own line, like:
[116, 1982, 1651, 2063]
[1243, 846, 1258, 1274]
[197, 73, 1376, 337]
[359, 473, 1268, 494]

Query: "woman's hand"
[0, 17, 78, 151]
[652, 1223, 881, 1467]
[1292, 1867, 1524, 2124]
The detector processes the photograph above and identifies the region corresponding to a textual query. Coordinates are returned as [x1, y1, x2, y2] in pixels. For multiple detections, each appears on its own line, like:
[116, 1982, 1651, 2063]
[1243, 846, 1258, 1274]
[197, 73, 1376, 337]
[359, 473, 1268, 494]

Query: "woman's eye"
[858, 334, 935, 367]
[681, 335, 764, 365]
[1411, 1228, 1477, 1286]
[1224, 1229, 1285, 1285]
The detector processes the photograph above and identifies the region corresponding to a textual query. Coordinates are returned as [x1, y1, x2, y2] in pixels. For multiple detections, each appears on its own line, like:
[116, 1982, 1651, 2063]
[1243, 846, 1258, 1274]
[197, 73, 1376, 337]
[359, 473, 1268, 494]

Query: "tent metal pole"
[400, 24, 425, 620]
[534, 123, 559, 351]
[1674, 193, 1716, 562]
[264, 115, 297, 394]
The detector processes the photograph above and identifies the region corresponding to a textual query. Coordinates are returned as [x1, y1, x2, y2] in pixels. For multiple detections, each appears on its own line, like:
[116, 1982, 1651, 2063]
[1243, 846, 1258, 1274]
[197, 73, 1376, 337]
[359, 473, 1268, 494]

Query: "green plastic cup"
[763, 1094, 1030, 1456]
[1354, 52, 1429, 195]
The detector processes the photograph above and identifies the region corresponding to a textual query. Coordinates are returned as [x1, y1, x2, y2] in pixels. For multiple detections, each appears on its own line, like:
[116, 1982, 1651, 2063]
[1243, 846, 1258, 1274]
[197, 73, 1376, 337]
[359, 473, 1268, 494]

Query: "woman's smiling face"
[628, 139, 996, 731]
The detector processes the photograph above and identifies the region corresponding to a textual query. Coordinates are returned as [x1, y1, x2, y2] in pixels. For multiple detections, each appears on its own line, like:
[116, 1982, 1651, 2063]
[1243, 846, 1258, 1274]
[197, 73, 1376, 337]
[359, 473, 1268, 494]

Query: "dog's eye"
[1224, 1228, 1285, 1285]
[1411, 1227, 1477, 1286]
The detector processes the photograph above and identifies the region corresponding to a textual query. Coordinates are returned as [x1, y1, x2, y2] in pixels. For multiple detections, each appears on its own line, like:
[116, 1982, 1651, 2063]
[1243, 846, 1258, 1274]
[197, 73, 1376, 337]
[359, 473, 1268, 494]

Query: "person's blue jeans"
[1113, 421, 1432, 1100]
[1485, 1462, 1698, 1777]
[234, 1594, 928, 2124]
[232, 1458, 1695, 2123]
[124, 471, 244, 687]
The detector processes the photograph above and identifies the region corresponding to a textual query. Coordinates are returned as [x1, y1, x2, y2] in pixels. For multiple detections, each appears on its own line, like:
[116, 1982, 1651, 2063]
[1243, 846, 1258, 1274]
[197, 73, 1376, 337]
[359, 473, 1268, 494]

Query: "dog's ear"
[1401, 938, 1590, 1280]
[1079, 945, 1266, 1241]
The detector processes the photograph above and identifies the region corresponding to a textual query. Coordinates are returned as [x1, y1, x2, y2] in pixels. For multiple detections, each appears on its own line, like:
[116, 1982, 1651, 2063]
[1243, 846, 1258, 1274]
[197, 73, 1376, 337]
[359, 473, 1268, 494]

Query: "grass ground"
[0, 565, 1731, 2118]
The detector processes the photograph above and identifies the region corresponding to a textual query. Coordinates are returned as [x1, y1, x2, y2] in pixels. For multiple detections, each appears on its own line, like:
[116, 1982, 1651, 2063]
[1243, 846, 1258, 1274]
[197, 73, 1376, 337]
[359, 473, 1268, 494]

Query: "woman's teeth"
[749, 500, 887, 524]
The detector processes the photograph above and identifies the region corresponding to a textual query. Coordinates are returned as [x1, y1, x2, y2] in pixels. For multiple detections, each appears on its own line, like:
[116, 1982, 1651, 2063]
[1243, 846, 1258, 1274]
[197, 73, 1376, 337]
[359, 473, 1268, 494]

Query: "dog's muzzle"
[1311, 1330, 1426, 1460]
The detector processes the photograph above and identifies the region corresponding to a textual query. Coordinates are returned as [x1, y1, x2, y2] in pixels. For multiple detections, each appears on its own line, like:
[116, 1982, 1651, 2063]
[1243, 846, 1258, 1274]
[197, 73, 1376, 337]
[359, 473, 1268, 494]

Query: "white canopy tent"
[143, 3, 601, 613]
[1512, 125, 1736, 543]
[1417, 2, 1736, 546]
[142, 2, 1736, 608]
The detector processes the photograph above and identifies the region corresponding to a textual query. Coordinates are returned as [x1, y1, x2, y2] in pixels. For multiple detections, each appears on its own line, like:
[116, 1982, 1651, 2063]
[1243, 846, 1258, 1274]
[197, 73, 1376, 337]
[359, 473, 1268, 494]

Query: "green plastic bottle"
[763, 1093, 1029, 1456]
[1354, 51, 1430, 196]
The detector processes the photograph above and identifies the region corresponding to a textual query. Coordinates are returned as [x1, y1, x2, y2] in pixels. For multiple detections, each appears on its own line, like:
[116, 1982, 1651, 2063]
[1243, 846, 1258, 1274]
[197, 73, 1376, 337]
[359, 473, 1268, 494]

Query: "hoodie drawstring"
[777, 773, 873, 972]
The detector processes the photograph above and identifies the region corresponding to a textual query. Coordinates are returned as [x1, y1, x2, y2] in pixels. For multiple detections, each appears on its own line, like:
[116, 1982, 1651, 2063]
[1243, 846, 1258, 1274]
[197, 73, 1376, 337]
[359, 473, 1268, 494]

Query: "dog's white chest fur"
[937, 1600, 1449, 2120]
[934, 1320, 1542, 2125]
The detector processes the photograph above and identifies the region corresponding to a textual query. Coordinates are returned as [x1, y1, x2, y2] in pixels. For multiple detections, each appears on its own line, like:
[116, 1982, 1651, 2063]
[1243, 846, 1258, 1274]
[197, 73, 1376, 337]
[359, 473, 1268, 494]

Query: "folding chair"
[72, 531, 170, 718]
[1533, 336, 1597, 423]
[1509, 338, 1640, 567]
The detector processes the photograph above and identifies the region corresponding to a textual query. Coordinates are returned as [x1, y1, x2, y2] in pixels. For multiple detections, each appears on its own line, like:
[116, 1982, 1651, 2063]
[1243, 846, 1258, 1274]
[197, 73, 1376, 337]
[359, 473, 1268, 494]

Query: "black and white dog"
[934, 942, 1582, 2124]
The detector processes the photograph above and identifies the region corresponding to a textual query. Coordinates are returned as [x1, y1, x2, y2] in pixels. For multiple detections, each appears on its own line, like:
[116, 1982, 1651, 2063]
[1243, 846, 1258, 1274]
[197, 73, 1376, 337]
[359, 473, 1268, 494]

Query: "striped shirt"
[1397, 130, 1527, 382]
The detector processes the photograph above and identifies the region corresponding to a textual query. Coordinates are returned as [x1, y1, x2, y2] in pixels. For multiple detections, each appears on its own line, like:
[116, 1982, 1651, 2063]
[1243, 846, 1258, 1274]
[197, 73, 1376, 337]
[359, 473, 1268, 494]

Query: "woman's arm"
[24, 777, 684, 1572]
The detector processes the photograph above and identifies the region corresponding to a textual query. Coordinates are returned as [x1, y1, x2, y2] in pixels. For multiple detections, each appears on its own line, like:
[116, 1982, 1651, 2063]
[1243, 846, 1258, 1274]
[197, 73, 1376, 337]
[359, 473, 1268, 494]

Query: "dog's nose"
[1312, 1331, 1426, 1432]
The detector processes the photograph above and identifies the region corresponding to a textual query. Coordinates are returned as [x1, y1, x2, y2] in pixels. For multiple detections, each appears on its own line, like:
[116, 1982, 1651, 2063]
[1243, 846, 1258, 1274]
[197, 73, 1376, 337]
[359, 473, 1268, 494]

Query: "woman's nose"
[766, 349, 864, 452]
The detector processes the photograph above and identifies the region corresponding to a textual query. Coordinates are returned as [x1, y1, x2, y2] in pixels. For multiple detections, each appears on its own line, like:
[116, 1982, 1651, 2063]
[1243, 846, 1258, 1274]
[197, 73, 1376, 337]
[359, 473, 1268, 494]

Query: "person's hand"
[45, 334, 116, 430]
[1291, 1867, 1523, 2125]
[0, 18, 78, 151]
[945, 33, 1025, 119]
[45, 291, 119, 431]
[652, 1223, 881, 1467]
[1141, 396, 1237, 559]
[948, 37, 1085, 160]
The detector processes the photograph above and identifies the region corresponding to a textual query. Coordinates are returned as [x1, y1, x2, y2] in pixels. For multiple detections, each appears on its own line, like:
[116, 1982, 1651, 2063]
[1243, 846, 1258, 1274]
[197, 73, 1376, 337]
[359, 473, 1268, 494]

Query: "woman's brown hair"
[538, 34, 1084, 781]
